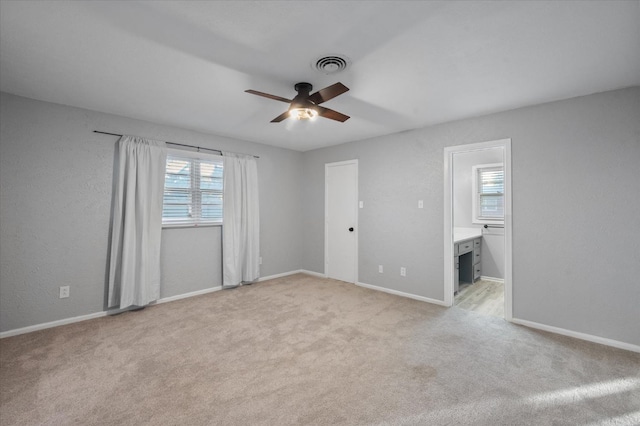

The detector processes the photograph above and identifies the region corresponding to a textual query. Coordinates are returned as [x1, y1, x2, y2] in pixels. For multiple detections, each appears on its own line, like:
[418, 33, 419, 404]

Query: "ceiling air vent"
[313, 55, 350, 74]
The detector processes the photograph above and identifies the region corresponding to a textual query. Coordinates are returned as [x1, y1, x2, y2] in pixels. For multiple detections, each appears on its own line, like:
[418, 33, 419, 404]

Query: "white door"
[325, 160, 358, 283]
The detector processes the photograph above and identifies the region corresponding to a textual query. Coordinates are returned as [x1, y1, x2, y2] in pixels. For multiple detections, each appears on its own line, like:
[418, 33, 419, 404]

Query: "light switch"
[418, 200, 424, 209]
[359, 201, 364, 208]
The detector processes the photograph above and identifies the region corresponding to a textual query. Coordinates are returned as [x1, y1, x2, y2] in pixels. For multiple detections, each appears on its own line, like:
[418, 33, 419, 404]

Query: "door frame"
[443, 139, 513, 320]
[325, 159, 359, 283]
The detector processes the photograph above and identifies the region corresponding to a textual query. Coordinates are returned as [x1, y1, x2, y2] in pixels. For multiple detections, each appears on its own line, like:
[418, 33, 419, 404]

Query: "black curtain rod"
[93, 130, 259, 158]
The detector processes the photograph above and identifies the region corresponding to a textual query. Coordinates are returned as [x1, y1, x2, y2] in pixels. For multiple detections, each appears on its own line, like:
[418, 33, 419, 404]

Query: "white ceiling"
[1, 1, 639, 152]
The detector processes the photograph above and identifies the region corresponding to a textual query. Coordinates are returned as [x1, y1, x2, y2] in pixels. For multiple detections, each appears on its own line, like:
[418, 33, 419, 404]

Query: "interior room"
[1, 1, 639, 425]
[452, 146, 506, 318]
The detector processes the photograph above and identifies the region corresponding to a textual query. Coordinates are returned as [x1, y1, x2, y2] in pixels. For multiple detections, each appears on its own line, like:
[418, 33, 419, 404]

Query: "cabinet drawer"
[474, 238, 481, 248]
[474, 264, 481, 281]
[457, 240, 473, 255]
[473, 248, 481, 265]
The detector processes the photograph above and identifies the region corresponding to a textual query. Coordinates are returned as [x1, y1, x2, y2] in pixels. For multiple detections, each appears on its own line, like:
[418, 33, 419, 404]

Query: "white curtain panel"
[222, 152, 260, 287]
[108, 136, 167, 309]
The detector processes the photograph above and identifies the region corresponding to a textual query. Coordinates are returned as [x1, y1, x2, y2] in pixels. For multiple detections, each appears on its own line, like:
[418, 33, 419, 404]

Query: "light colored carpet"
[1, 273, 639, 425]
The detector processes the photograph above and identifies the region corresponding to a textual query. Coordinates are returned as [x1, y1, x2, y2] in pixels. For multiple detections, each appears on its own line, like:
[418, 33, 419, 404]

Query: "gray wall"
[453, 148, 504, 279]
[160, 226, 222, 298]
[2, 88, 639, 347]
[302, 87, 640, 346]
[453, 148, 502, 228]
[0, 93, 303, 332]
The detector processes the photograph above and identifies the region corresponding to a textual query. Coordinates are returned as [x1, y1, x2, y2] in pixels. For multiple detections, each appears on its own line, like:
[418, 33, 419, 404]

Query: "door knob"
[348, 227, 354, 232]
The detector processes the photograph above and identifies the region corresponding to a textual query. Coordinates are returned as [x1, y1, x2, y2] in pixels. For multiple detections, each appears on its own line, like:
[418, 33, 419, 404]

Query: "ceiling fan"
[245, 82, 350, 123]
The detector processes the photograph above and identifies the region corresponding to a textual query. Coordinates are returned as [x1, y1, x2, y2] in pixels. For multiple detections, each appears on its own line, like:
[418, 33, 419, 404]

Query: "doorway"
[325, 160, 358, 283]
[443, 140, 512, 320]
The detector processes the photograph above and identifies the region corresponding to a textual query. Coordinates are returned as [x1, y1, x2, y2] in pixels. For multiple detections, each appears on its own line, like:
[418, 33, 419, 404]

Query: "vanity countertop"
[453, 227, 482, 243]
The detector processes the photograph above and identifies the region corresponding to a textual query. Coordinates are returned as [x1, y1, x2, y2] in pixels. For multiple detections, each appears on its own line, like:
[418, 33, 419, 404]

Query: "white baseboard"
[510, 318, 640, 353]
[1, 271, 324, 338]
[0, 311, 108, 339]
[257, 270, 300, 282]
[0, 286, 223, 339]
[155, 286, 222, 304]
[7, 276, 635, 354]
[257, 272, 445, 307]
[257, 269, 326, 282]
[299, 269, 327, 278]
[480, 276, 504, 283]
[356, 281, 448, 307]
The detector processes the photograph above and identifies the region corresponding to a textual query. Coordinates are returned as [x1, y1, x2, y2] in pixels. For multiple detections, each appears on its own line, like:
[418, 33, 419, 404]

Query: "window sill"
[472, 220, 504, 226]
[162, 222, 222, 229]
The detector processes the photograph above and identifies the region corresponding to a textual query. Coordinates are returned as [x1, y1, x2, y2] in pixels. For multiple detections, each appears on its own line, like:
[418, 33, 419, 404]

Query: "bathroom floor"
[455, 279, 504, 318]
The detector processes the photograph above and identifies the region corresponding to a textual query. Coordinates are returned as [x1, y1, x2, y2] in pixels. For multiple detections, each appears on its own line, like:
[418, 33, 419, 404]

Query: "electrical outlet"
[378, 265, 383, 273]
[59, 286, 70, 298]
[259, 257, 263, 265]
[400, 267, 406, 277]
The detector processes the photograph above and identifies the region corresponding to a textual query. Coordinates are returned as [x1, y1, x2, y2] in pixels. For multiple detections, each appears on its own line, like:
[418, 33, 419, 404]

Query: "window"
[472, 163, 504, 224]
[163, 151, 223, 226]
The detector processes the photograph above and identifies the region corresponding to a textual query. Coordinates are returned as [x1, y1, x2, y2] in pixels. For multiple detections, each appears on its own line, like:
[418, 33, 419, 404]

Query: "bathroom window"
[472, 163, 504, 224]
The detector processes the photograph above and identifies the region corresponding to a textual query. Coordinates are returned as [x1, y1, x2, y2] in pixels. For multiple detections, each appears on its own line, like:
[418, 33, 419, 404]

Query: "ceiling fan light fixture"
[289, 107, 318, 120]
[245, 81, 349, 123]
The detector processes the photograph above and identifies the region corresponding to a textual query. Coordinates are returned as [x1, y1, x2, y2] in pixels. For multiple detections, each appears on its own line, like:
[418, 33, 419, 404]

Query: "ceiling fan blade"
[270, 111, 290, 123]
[245, 90, 292, 103]
[308, 82, 349, 105]
[316, 106, 350, 122]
